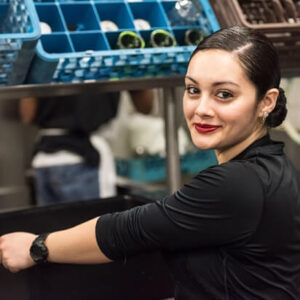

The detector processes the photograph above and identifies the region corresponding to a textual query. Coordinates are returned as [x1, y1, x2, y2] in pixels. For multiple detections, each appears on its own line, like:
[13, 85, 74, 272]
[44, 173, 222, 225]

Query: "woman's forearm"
[0, 217, 111, 273]
[46, 217, 112, 264]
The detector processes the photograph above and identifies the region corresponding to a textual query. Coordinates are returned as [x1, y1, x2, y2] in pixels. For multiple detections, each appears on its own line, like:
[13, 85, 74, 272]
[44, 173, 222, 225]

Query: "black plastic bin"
[0, 195, 174, 300]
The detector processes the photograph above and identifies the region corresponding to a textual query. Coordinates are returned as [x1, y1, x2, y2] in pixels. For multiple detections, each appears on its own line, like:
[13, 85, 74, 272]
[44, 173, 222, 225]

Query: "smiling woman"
[183, 25, 286, 163]
[184, 49, 263, 161]
[0, 26, 299, 300]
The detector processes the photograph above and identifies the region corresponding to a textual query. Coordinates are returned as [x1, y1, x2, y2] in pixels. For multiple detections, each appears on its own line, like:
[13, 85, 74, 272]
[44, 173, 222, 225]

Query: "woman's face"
[183, 49, 263, 157]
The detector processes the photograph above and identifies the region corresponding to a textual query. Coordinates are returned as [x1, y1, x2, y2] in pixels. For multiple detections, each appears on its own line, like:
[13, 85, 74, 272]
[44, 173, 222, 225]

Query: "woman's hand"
[0, 232, 37, 273]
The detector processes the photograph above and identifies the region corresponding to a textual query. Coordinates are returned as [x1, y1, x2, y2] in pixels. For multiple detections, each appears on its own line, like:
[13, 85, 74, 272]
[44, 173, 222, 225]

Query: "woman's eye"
[185, 86, 199, 95]
[216, 91, 233, 100]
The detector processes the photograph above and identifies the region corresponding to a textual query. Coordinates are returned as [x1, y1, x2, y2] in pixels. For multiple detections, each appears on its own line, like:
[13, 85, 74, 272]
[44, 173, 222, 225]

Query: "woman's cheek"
[183, 102, 192, 122]
[183, 99, 195, 119]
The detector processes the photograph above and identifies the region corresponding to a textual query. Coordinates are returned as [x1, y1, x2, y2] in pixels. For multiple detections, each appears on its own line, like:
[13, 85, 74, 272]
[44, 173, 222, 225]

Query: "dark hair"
[189, 26, 287, 127]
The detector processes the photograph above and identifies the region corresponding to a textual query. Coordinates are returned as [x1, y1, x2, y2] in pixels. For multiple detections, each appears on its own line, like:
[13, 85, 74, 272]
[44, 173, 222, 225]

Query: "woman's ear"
[258, 88, 279, 117]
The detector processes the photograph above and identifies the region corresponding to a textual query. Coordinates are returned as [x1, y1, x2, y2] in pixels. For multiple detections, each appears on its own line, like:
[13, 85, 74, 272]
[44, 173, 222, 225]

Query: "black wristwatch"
[30, 233, 49, 264]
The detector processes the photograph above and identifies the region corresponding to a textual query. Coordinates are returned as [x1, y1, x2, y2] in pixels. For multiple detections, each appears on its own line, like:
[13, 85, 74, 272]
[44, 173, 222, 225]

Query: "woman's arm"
[129, 89, 154, 115]
[0, 163, 264, 273]
[19, 97, 39, 124]
[0, 217, 111, 273]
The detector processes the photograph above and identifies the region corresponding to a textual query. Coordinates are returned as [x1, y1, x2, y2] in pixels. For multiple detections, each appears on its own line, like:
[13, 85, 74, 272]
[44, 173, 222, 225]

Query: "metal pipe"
[163, 88, 181, 194]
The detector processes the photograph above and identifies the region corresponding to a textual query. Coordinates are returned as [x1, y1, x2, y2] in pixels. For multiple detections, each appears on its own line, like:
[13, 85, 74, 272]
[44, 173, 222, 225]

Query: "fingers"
[0, 232, 36, 273]
[0, 236, 2, 264]
[5, 264, 21, 273]
[2, 259, 20, 273]
[1, 242, 21, 273]
[0, 237, 12, 271]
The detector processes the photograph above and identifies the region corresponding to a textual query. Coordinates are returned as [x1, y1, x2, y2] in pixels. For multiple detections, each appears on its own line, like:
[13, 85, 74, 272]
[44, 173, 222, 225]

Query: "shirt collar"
[232, 134, 284, 161]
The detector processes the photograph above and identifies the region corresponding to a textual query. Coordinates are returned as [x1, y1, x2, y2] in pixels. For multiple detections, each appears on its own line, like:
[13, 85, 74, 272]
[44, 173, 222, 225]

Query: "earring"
[263, 111, 269, 122]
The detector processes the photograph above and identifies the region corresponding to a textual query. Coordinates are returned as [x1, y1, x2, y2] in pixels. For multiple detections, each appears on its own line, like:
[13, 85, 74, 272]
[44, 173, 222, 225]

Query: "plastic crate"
[116, 150, 217, 182]
[211, 0, 300, 70]
[0, 0, 40, 85]
[26, 0, 220, 83]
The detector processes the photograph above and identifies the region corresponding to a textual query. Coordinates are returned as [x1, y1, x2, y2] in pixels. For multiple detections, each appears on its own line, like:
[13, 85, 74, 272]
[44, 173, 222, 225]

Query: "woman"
[1, 26, 299, 299]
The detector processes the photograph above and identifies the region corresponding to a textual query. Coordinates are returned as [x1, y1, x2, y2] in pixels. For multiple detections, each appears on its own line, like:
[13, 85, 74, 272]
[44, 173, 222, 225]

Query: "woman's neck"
[215, 128, 267, 164]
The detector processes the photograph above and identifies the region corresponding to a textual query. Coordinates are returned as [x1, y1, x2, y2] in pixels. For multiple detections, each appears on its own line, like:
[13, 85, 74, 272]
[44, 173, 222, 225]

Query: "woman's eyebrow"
[212, 81, 240, 87]
[185, 76, 198, 84]
[185, 76, 240, 88]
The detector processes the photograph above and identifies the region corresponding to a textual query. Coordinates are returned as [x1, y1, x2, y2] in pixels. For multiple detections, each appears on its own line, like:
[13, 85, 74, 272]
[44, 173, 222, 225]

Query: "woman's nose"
[195, 97, 214, 117]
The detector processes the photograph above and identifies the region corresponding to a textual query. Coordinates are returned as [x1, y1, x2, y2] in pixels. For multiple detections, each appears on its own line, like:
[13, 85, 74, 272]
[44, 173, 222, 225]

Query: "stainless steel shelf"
[0, 76, 185, 100]
[0, 68, 297, 100]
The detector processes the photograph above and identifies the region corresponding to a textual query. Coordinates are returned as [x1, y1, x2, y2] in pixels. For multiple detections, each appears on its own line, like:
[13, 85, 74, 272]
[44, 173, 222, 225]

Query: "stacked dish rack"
[26, 0, 220, 83]
[0, 0, 40, 85]
[211, 0, 300, 70]
[116, 150, 217, 182]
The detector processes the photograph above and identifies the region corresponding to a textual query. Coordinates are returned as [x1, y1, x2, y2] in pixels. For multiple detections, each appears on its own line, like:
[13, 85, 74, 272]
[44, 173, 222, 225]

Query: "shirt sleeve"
[96, 161, 264, 260]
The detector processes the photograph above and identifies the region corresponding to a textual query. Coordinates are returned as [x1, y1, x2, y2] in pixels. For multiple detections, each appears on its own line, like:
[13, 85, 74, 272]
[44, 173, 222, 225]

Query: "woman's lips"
[194, 123, 221, 134]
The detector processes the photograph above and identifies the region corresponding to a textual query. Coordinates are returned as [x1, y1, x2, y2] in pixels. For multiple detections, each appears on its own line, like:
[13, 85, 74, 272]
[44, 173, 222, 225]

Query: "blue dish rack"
[116, 150, 218, 182]
[0, 0, 40, 85]
[27, 0, 220, 83]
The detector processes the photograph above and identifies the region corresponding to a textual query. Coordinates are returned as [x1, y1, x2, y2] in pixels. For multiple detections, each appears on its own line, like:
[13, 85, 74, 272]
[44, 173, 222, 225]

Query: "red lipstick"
[194, 123, 220, 134]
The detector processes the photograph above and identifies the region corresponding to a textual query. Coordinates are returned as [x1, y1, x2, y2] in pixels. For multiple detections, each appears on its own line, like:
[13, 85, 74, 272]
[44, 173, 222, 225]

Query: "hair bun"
[278, 87, 286, 97]
[266, 87, 287, 128]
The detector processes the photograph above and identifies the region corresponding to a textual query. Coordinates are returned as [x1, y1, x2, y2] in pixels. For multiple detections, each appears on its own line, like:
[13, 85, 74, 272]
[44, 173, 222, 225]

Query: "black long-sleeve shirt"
[96, 135, 300, 299]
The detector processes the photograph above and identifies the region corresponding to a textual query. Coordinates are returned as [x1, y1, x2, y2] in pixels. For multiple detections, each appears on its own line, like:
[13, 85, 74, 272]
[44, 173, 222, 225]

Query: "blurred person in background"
[19, 90, 153, 205]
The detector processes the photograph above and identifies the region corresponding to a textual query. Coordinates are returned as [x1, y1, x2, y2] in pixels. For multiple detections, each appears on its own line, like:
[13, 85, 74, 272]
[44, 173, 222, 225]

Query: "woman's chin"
[191, 132, 220, 151]
[193, 141, 215, 151]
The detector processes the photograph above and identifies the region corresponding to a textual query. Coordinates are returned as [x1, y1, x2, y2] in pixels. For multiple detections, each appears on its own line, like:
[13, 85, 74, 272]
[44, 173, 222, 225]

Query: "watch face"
[30, 235, 49, 264]
[30, 244, 43, 261]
